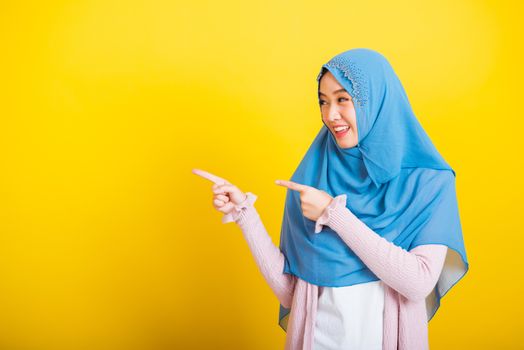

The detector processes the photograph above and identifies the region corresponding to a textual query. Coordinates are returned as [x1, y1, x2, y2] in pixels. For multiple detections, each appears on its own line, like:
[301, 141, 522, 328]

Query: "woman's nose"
[326, 105, 342, 122]
[327, 111, 342, 122]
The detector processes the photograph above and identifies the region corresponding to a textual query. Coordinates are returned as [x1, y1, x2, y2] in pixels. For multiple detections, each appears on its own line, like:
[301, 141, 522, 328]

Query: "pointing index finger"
[192, 168, 230, 185]
[275, 179, 307, 192]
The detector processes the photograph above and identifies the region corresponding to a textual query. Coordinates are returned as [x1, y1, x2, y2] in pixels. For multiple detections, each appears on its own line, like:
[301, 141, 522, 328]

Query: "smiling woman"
[195, 48, 469, 350]
[275, 48, 468, 350]
[318, 70, 359, 149]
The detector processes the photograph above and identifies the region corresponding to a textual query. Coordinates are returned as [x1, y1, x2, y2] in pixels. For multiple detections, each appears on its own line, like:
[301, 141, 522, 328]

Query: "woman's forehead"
[319, 71, 345, 91]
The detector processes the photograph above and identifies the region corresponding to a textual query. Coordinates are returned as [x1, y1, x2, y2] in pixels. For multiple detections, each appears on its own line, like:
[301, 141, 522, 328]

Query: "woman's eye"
[319, 98, 349, 105]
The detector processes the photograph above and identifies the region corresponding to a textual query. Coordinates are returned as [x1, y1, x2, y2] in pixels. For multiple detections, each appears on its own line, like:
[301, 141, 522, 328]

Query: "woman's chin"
[338, 139, 358, 149]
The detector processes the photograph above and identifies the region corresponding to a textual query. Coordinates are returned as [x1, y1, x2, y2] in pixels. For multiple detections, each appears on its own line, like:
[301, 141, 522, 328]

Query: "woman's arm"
[225, 193, 296, 308]
[316, 194, 448, 302]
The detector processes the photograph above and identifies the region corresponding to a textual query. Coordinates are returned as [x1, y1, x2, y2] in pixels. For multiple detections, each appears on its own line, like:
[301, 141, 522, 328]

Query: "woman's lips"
[334, 127, 350, 138]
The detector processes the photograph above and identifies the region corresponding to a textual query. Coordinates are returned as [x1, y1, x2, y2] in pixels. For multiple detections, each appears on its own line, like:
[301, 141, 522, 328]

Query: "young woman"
[193, 48, 469, 350]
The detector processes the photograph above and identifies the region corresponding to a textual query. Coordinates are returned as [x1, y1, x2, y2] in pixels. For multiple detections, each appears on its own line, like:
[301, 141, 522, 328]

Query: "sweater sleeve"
[315, 194, 448, 302]
[223, 193, 296, 309]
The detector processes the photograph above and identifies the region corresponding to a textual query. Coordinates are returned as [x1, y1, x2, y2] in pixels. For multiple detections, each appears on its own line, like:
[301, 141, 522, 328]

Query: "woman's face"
[319, 71, 359, 148]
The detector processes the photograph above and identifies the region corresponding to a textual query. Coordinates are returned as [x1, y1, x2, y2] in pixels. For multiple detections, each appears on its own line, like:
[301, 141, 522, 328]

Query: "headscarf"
[278, 48, 469, 330]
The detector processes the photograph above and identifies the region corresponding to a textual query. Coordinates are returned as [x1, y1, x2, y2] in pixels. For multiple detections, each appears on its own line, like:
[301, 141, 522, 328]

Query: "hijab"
[278, 48, 469, 330]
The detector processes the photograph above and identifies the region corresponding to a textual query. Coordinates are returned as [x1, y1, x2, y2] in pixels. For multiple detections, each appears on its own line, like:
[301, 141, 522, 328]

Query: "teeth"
[334, 126, 349, 132]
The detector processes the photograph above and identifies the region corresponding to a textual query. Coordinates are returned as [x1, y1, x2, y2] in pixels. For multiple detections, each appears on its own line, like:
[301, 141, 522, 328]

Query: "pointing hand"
[192, 168, 248, 215]
[275, 179, 333, 221]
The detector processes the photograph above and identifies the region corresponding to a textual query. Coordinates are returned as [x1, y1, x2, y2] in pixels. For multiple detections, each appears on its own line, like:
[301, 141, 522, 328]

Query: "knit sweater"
[223, 192, 448, 350]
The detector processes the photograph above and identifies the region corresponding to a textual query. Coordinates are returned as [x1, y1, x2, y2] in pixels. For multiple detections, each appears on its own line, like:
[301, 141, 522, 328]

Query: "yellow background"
[0, 0, 522, 349]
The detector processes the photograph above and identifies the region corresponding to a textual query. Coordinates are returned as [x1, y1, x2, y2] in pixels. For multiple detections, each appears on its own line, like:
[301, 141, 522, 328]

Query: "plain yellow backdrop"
[0, 0, 522, 349]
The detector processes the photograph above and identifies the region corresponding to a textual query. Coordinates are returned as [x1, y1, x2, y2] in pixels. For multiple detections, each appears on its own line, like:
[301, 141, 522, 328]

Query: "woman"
[193, 48, 468, 350]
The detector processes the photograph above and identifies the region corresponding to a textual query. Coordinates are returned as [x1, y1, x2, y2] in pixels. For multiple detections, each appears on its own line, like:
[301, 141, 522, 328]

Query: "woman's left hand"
[275, 179, 333, 221]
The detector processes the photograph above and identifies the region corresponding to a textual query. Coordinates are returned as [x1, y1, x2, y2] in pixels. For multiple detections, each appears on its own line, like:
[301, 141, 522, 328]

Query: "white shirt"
[313, 280, 385, 350]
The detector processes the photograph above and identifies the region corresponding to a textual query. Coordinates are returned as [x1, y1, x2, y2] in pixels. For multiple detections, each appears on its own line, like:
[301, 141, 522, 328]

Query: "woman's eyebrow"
[318, 88, 347, 96]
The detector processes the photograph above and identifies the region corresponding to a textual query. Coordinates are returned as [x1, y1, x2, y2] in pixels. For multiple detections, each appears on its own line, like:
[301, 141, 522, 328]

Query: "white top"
[313, 280, 385, 350]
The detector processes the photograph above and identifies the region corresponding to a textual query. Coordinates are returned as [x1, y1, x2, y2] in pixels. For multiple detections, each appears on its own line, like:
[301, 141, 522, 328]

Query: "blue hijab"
[278, 48, 468, 331]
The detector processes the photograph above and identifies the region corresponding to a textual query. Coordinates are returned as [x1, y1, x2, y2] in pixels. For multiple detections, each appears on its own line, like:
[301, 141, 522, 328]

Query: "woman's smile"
[334, 125, 351, 138]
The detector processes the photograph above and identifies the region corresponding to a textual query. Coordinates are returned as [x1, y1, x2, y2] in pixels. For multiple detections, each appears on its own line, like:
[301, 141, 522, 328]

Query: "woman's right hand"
[192, 168, 248, 215]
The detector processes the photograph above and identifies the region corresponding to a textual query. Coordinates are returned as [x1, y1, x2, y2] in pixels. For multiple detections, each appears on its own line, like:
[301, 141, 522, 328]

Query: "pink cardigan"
[224, 193, 448, 350]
